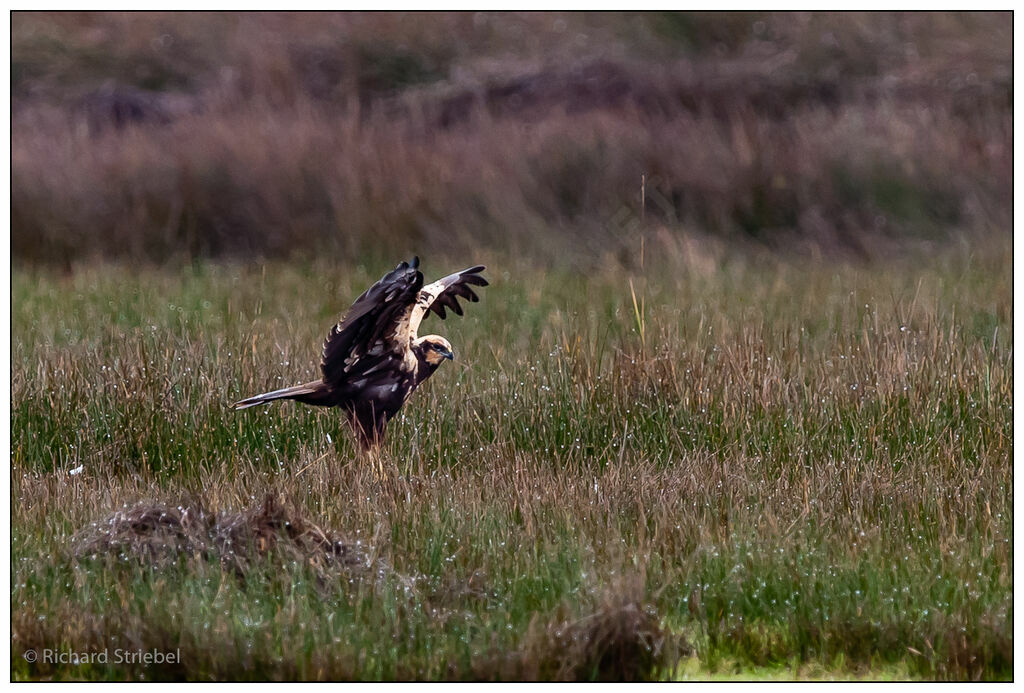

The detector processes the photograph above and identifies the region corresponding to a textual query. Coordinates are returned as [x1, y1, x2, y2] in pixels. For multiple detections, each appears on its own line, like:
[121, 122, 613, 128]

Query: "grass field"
[11, 240, 1012, 680]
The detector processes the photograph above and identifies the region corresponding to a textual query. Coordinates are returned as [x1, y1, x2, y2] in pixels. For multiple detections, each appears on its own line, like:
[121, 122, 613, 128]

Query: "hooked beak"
[440, 348, 454, 361]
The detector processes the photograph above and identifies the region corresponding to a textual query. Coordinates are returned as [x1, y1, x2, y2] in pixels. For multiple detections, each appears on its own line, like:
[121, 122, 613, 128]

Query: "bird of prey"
[233, 257, 487, 450]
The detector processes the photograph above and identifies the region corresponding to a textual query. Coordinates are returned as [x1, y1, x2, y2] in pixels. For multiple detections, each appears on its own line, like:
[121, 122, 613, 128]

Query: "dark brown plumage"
[233, 257, 487, 449]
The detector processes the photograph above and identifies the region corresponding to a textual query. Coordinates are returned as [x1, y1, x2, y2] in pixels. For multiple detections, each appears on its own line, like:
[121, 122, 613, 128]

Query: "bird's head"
[414, 335, 455, 366]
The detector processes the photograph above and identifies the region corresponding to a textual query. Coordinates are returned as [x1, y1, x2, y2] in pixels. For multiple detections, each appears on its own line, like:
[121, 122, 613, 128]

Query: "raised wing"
[404, 264, 488, 340]
[320, 257, 424, 387]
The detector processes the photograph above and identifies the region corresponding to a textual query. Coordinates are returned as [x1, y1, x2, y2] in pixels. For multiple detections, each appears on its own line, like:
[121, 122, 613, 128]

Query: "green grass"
[11, 241, 1012, 680]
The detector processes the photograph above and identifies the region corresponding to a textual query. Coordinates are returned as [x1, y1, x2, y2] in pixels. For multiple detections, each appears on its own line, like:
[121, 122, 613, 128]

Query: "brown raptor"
[233, 257, 487, 449]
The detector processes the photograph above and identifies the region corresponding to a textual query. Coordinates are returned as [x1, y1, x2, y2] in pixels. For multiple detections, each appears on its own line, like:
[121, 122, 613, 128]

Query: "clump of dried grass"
[934, 619, 1013, 682]
[74, 493, 388, 584]
[484, 575, 687, 681]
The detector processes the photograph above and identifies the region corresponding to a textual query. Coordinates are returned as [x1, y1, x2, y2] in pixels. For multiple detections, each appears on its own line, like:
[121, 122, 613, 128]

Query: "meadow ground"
[10, 239, 1012, 680]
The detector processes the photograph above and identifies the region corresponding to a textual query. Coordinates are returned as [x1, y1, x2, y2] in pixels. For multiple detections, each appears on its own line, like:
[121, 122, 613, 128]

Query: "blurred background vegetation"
[11, 11, 1011, 267]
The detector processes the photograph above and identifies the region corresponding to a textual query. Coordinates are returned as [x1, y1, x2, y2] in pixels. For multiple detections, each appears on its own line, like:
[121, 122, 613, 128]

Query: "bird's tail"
[232, 380, 332, 409]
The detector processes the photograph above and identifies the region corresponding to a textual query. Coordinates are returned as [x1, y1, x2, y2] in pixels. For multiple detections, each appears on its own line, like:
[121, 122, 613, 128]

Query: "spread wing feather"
[320, 258, 423, 387]
[417, 264, 488, 326]
[320, 258, 487, 389]
[390, 264, 488, 342]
